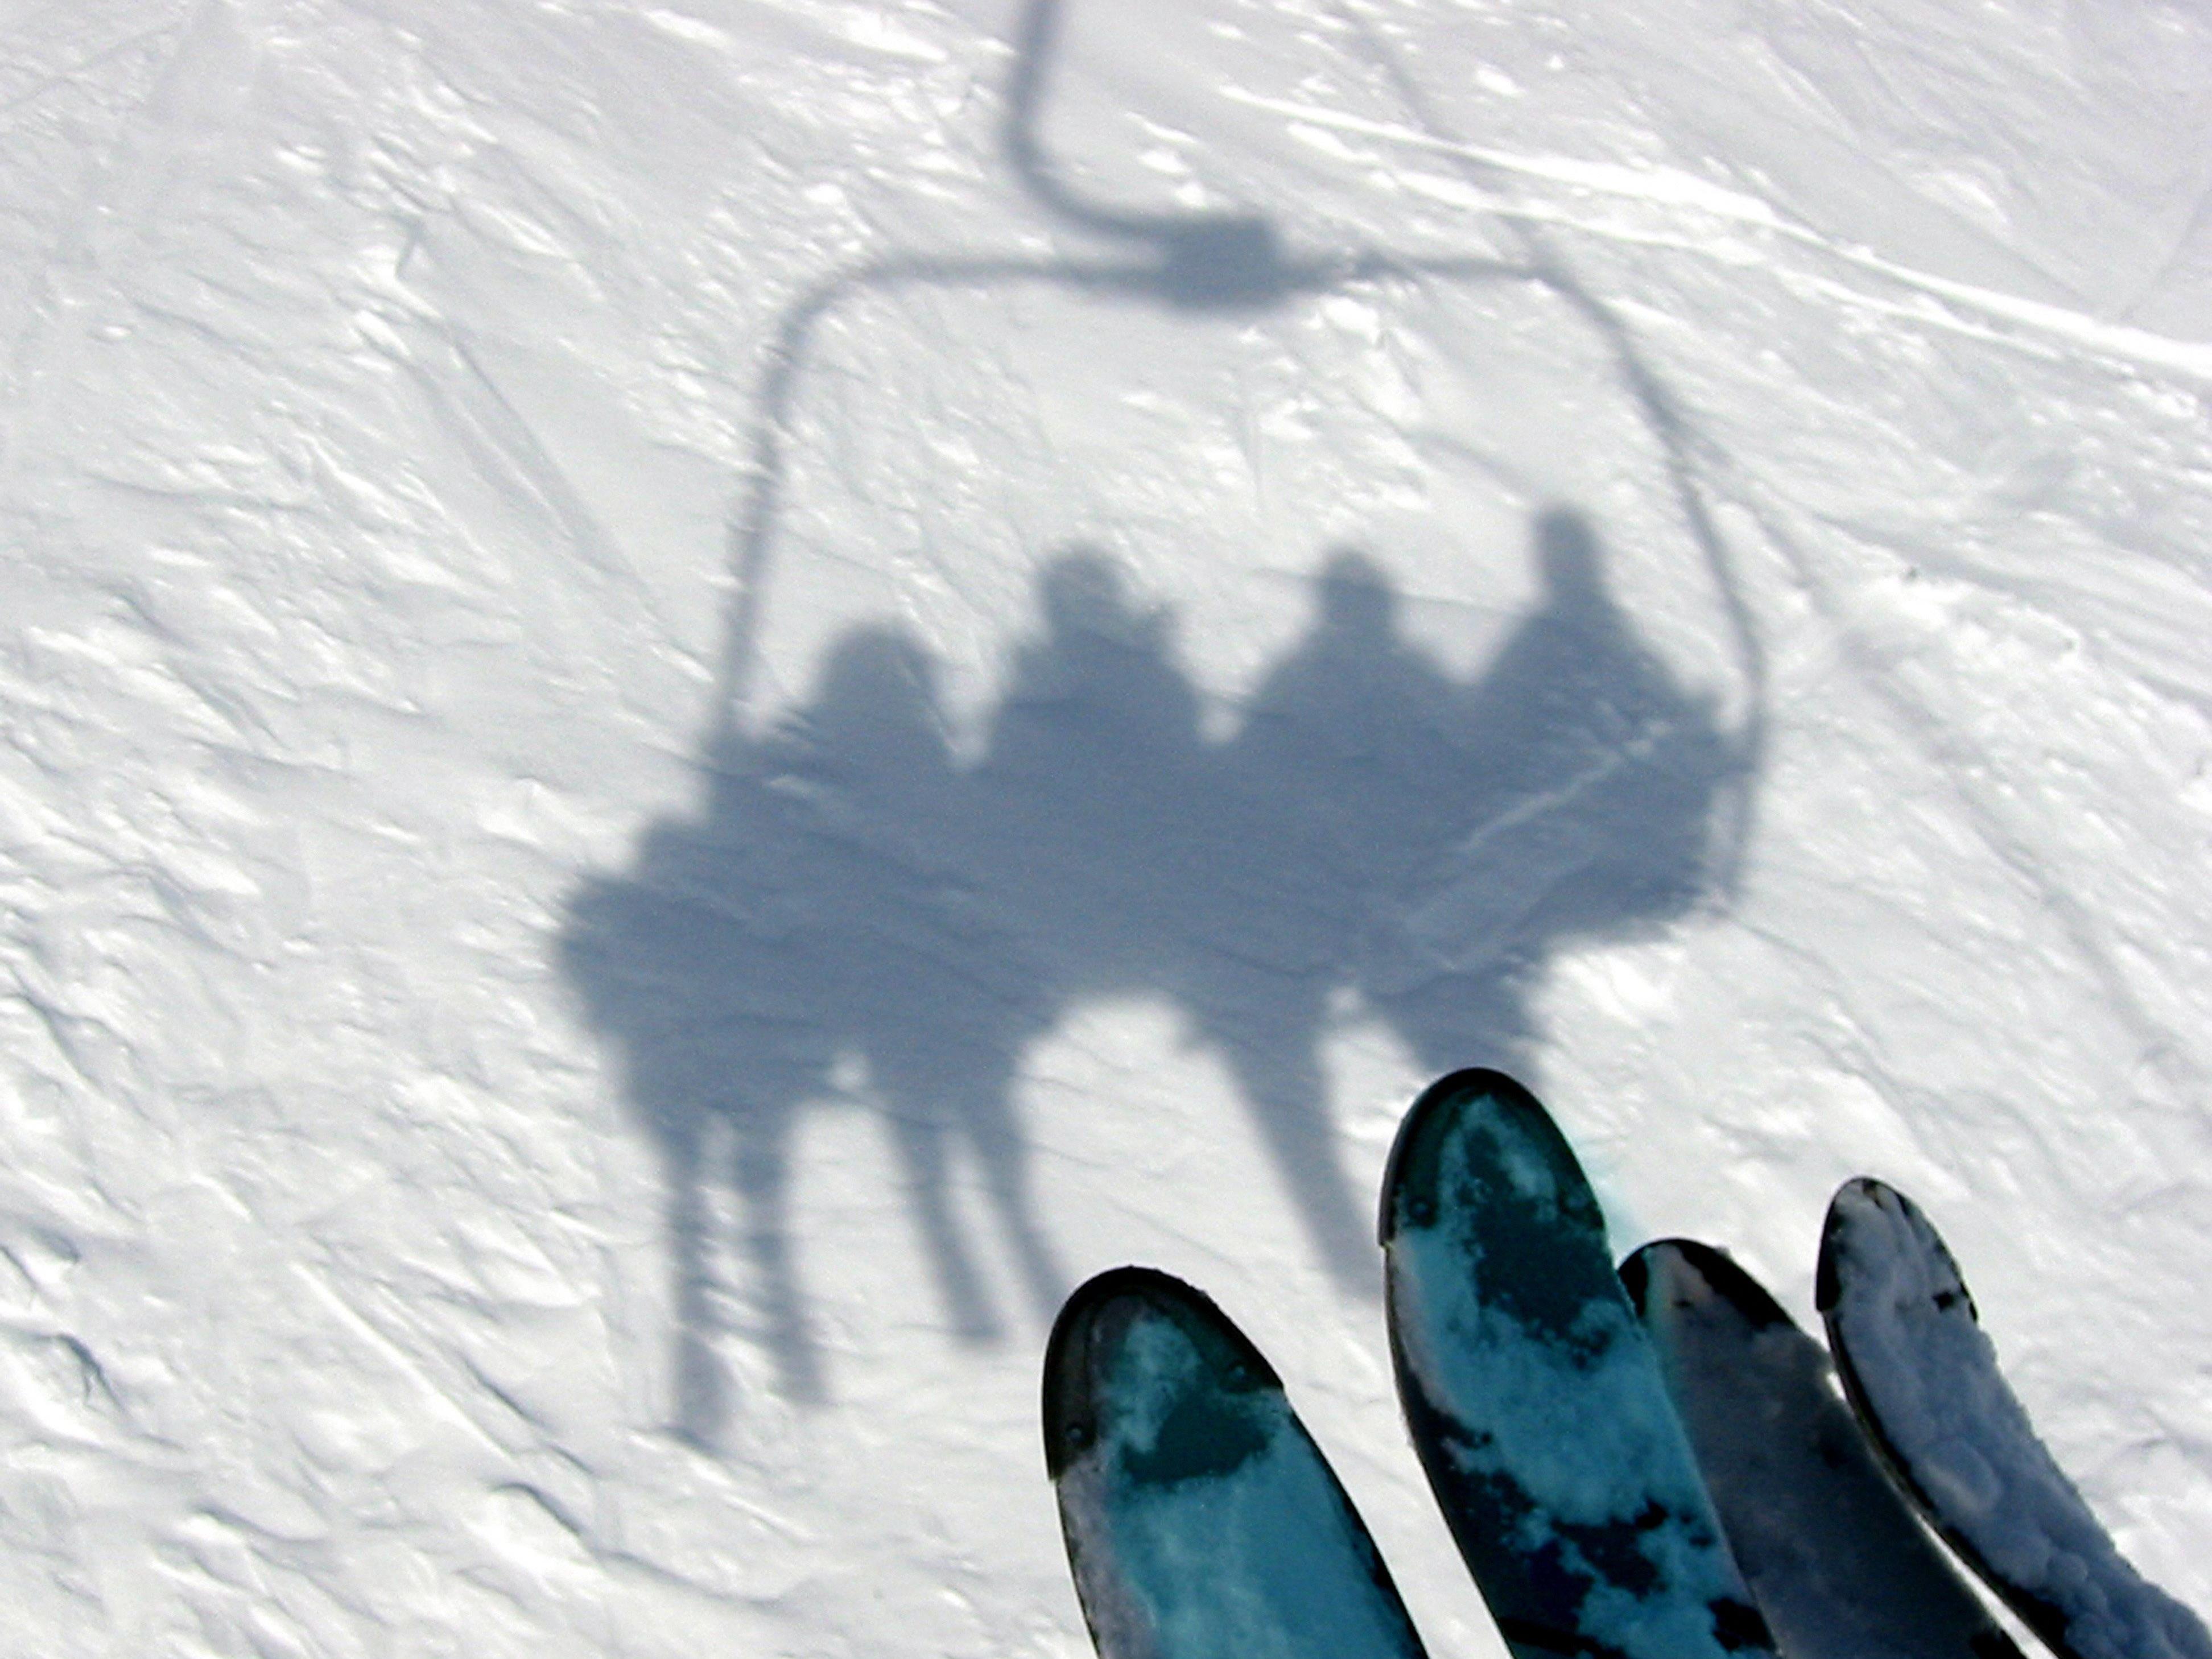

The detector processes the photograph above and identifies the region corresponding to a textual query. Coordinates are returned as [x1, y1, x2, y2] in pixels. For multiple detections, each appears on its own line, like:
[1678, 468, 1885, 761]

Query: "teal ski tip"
[1043, 1266, 1286, 1481]
[1381, 1070, 1776, 1659]
[1379, 1068, 1592, 1248]
[1043, 1266, 1427, 1659]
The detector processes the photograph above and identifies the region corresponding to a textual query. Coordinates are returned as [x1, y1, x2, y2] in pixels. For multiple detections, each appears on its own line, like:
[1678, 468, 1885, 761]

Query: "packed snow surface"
[2, 1, 2211, 1654]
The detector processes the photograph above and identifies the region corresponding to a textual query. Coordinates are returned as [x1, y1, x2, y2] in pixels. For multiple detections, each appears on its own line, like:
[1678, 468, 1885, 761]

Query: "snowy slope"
[1, 1, 2209, 1654]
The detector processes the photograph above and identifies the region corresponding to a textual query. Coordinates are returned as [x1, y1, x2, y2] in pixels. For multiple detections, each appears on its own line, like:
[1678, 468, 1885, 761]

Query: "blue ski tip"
[1043, 1268, 1429, 1659]
[1380, 1074, 1776, 1659]
[1043, 1266, 1282, 1481]
[1377, 1068, 1593, 1248]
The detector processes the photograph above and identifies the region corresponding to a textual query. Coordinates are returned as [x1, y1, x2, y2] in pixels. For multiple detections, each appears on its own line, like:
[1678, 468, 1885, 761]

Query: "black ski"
[1625, 1236, 2021, 1659]
[1818, 1177, 2211, 1659]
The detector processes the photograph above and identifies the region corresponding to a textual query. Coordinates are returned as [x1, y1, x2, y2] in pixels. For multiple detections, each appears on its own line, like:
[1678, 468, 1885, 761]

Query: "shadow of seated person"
[563, 624, 1063, 1436]
[1367, 508, 1741, 1077]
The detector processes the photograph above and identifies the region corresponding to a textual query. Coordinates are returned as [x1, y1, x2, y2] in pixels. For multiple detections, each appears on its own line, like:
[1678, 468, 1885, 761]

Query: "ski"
[1379, 1068, 1774, 1659]
[1043, 1265, 1429, 1659]
[1818, 1177, 2212, 1659]
[1624, 1236, 2022, 1659]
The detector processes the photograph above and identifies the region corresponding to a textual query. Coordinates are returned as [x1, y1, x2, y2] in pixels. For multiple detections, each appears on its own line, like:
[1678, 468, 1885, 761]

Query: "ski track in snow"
[1, 1, 2209, 1654]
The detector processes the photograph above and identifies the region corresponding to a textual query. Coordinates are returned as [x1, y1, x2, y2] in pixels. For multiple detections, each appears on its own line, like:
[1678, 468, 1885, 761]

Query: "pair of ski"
[1045, 1069, 2207, 1659]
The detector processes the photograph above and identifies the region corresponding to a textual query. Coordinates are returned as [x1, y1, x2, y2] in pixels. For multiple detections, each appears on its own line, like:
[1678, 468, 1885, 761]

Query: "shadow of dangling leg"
[1216, 1008, 1376, 1295]
[963, 1069, 1068, 1324]
[886, 1104, 1004, 1343]
[733, 1116, 826, 1404]
[661, 1125, 733, 1444]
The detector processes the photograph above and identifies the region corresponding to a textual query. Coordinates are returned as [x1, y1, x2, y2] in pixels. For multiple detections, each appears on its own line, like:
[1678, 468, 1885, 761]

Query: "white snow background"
[3, 1, 2210, 1654]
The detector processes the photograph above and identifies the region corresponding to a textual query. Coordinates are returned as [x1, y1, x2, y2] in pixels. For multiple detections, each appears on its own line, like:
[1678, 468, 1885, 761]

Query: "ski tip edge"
[1041, 1265, 1282, 1480]
[1622, 1237, 1795, 1332]
[1377, 1067, 1549, 1247]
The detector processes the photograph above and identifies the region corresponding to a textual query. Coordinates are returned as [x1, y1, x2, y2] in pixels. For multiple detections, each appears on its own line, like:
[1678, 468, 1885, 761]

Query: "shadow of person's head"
[797, 625, 947, 767]
[1534, 506, 1605, 607]
[1037, 548, 1162, 646]
[1315, 547, 1397, 639]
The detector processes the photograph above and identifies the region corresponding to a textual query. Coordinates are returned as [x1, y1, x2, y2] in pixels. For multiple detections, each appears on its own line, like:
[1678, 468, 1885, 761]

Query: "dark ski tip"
[1378, 1068, 1562, 1245]
[1815, 1177, 1979, 1325]
[1041, 1265, 1281, 1480]
[1622, 1239, 1791, 1332]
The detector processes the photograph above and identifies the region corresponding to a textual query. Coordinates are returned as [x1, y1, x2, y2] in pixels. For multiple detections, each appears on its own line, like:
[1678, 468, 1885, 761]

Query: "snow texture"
[1628, 1237, 2017, 1659]
[1821, 1180, 2212, 1659]
[1384, 1072, 1767, 1659]
[2, 0, 2210, 1653]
